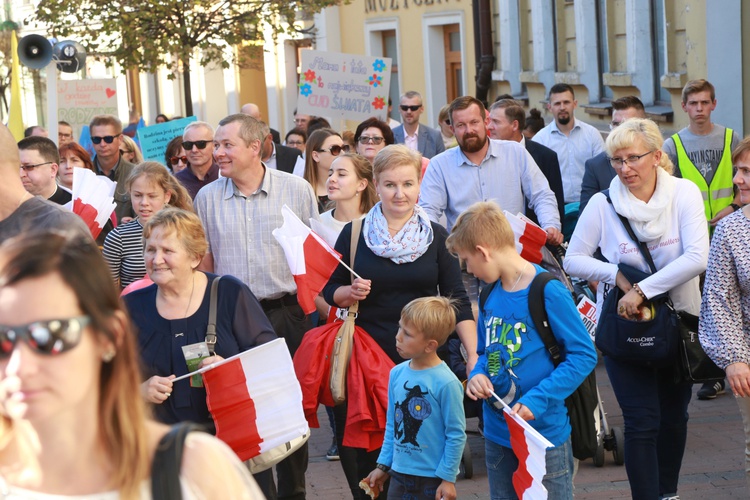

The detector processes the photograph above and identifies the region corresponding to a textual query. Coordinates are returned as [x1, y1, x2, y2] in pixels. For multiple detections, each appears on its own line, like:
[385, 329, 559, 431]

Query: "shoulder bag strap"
[151, 423, 203, 500]
[604, 190, 658, 274]
[205, 276, 221, 355]
[348, 219, 363, 316]
[528, 273, 562, 366]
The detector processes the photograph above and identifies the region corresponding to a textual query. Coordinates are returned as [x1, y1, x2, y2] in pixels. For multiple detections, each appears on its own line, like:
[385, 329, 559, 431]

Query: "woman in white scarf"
[564, 118, 708, 500]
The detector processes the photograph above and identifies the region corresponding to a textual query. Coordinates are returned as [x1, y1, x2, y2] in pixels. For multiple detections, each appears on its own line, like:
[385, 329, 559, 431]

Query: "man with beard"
[421, 96, 561, 303]
[531, 84, 605, 205]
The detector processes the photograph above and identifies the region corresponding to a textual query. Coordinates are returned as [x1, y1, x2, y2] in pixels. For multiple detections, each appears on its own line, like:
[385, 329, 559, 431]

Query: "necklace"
[183, 273, 196, 318]
[508, 262, 529, 292]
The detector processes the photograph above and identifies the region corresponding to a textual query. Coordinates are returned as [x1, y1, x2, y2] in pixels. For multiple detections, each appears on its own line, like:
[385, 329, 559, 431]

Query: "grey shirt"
[663, 124, 740, 184]
[0, 197, 92, 242]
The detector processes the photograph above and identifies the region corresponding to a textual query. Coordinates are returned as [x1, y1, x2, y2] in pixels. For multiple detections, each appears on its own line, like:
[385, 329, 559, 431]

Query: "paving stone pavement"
[303, 363, 748, 499]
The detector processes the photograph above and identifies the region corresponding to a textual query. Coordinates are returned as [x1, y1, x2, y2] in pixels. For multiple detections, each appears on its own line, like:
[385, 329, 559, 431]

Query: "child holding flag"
[364, 297, 466, 500]
[446, 202, 596, 499]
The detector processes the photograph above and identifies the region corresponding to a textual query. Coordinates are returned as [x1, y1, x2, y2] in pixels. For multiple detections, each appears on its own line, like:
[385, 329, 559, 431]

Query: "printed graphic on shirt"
[484, 314, 530, 376]
[394, 382, 432, 447]
[686, 149, 724, 179]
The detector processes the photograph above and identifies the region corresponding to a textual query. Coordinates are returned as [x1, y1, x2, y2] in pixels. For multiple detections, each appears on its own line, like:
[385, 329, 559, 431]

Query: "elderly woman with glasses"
[165, 136, 189, 174]
[564, 118, 709, 500]
[354, 118, 395, 165]
[304, 128, 349, 212]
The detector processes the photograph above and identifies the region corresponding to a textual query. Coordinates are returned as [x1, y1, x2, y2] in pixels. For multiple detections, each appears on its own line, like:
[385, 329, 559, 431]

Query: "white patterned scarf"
[609, 167, 675, 242]
[363, 202, 434, 264]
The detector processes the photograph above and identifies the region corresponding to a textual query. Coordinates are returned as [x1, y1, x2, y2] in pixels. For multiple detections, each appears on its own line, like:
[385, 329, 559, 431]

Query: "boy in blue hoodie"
[446, 201, 597, 499]
[364, 296, 466, 500]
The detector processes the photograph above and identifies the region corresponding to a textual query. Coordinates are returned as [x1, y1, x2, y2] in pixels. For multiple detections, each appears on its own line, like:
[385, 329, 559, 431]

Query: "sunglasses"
[0, 316, 90, 358]
[400, 105, 421, 112]
[170, 156, 188, 166]
[182, 140, 210, 150]
[317, 145, 350, 156]
[91, 134, 121, 144]
[358, 136, 384, 145]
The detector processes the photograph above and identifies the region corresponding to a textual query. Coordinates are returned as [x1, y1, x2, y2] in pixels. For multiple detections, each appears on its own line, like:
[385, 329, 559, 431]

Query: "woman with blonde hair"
[304, 128, 348, 212]
[323, 145, 475, 498]
[0, 230, 263, 498]
[565, 118, 709, 499]
[103, 162, 192, 289]
[119, 136, 144, 165]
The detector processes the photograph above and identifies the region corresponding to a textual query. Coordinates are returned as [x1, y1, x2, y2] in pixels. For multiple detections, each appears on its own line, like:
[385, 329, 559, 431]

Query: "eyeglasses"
[607, 151, 655, 169]
[317, 145, 350, 156]
[286, 140, 304, 146]
[400, 105, 422, 112]
[170, 156, 188, 166]
[91, 134, 121, 145]
[182, 140, 210, 150]
[20, 161, 52, 172]
[0, 316, 90, 358]
[358, 136, 385, 145]
[119, 149, 132, 155]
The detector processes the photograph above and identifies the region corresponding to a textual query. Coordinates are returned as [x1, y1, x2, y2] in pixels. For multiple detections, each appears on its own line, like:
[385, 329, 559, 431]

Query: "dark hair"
[58, 120, 72, 127]
[525, 108, 545, 134]
[612, 96, 645, 112]
[549, 83, 575, 99]
[58, 142, 95, 172]
[285, 127, 307, 143]
[305, 128, 341, 190]
[165, 136, 185, 170]
[354, 118, 394, 146]
[155, 114, 170, 123]
[18, 136, 60, 164]
[494, 93, 514, 101]
[0, 231, 150, 497]
[448, 96, 486, 123]
[306, 117, 332, 136]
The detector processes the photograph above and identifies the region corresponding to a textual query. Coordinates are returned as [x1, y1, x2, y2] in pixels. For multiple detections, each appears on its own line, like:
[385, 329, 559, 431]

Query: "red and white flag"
[272, 205, 343, 314]
[503, 211, 547, 264]
[503, 408, 554, 500]
[67, 167, 117, 239]
[203, 338, 309, 461]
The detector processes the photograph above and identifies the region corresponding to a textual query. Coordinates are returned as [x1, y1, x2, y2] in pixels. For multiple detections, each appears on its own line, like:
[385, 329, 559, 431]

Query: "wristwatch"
[731, 203, 742, 212]
[376, 463, 390, 473]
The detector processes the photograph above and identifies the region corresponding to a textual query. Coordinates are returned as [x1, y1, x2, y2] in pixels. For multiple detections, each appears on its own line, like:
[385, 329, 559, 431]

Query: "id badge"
[182, 342, 210, 387]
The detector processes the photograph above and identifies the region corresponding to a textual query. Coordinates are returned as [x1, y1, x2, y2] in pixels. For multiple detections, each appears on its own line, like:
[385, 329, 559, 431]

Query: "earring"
[102, 347, 116, 363]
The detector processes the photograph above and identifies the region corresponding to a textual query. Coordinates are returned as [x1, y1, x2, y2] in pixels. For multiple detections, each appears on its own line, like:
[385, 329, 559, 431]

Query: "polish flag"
[503, 211, 547, 264]
[66, 167, 117, 239]
[503, 408, 554, 500]
[203, 338, 309, 461]
[272, 205, 343, 314]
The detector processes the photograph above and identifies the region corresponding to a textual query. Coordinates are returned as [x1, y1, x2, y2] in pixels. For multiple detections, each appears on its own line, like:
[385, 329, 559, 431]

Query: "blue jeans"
[605, 357, 692, 500]
[485, 437, 574, 500]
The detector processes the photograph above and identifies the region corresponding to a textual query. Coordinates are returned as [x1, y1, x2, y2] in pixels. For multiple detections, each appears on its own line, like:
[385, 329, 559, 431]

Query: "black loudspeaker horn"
[53, 40, 86, 73]
[18, 34, 53, 69]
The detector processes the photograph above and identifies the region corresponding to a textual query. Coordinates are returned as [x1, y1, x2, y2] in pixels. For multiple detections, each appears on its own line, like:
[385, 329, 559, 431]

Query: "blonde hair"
[119, 136, 144, 164]
[372, 144, 422, 180]
[143, 208, 208, 261]
[304, 128, 341, 192]
[446, 201, 516, 254]
[125, 162, 194, 212]
[401, 296, 457, 346]
[605, 118, 674, 174]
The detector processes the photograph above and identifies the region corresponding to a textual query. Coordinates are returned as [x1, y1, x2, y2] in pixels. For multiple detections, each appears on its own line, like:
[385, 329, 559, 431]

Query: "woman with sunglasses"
[165, 136, 189, 174]
[354, 118, 394, 165]
[0, 230, 263, 497]
[119, 136, 144, 165]
[103, 162, 193, 289]
[304, 128, 349, 212]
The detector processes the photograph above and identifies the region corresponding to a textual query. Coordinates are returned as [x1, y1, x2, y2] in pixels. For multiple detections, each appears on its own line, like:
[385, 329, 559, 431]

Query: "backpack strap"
[528, 272, 562, 366]
[205, 276, 221, 355]
[151, 423, 204, 499]
[478, 281, 497, 314]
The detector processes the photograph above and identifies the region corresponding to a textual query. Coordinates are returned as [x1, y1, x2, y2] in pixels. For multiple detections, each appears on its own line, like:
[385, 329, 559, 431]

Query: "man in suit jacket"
[261, 122, 301, 174]
[579, 96, 647, 214]
[392, 90, 445, 159]
[487, 99, 565, 225]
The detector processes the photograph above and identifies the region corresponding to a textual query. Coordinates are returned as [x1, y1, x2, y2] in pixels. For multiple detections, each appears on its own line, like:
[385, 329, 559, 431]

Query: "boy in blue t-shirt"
[445, 201, 597, 499]
[364, 297, 466, 500]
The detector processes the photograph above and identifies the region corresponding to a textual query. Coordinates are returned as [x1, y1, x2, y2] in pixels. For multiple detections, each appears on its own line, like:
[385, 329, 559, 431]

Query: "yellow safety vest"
[673, 128, 734, 221]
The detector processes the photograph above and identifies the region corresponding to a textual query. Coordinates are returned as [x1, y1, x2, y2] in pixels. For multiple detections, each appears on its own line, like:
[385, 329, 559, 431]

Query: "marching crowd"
[0, 77, 748, 500]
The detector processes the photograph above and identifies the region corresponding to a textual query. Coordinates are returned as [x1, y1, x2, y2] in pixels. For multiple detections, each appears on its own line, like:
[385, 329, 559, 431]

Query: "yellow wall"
[238, 63, 272, 122]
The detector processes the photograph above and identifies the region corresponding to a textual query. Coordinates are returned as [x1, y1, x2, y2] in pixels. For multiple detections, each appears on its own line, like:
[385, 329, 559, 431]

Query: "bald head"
[241, 103, 262, 120]
[0, 125, 20, 172]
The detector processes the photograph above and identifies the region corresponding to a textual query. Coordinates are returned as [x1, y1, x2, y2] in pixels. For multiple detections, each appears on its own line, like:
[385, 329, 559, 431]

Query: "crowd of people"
[0, 77, 748, 500]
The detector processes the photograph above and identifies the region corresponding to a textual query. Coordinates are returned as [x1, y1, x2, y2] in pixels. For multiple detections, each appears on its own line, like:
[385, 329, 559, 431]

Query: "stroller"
[542, 244, 625, 467]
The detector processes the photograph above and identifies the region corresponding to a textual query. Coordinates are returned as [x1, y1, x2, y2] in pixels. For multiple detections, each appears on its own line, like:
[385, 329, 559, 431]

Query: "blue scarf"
[363, 202, 434, 264]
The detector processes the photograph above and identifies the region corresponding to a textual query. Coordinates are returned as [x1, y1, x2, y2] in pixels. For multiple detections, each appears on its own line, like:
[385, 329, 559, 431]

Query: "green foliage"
[31, 0, 339, 75]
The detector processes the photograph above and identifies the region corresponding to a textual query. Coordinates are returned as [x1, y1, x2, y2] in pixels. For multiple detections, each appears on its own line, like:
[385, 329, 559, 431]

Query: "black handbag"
[151, 423, 204, 499]
[676, 310, 726, 383]
[596, 194, 681, 365]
